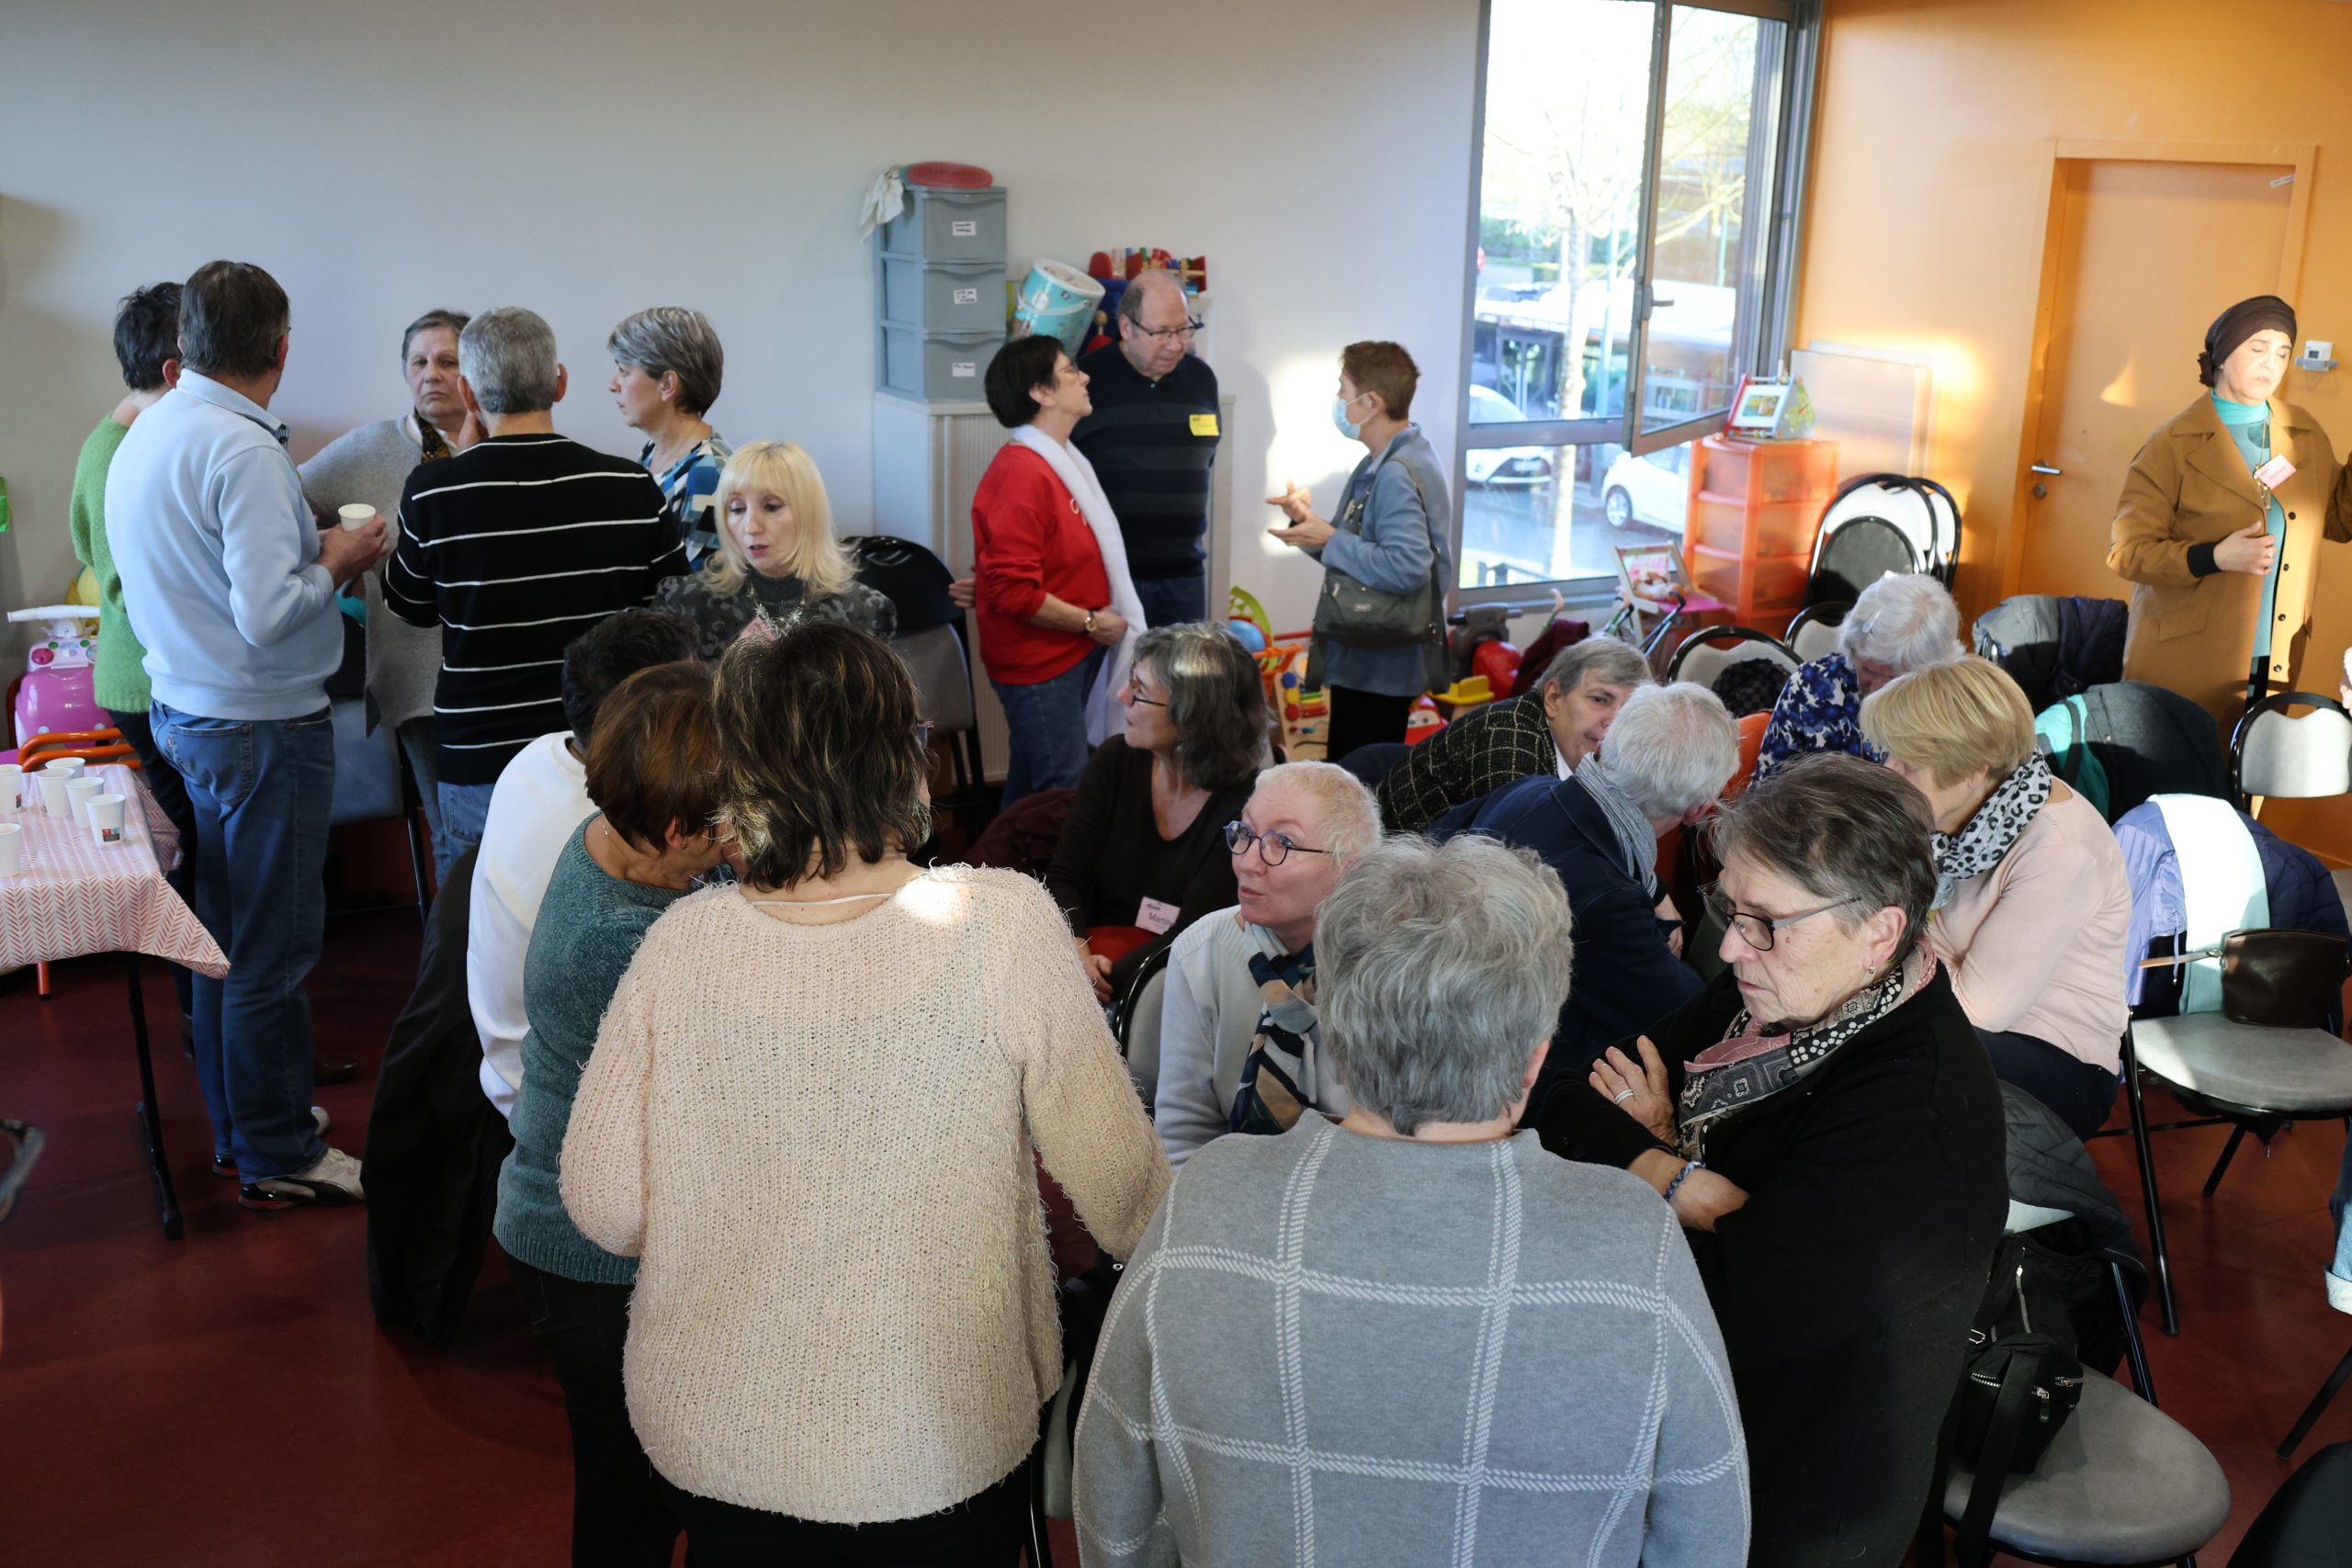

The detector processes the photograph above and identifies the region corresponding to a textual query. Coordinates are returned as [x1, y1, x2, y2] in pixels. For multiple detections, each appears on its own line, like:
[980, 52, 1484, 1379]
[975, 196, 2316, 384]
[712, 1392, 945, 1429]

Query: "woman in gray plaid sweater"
[1074, 834, 1747, 1568]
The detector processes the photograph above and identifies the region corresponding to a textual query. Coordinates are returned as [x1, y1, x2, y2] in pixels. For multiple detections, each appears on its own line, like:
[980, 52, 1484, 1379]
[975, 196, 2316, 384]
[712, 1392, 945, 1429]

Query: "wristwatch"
[1083, 609, 1099, 636]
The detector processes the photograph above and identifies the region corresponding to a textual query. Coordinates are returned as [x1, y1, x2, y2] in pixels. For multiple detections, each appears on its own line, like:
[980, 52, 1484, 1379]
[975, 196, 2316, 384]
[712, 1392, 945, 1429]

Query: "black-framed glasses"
[1225, 820, 1329, 867]
[1132, 317, 1205, 343]
[1123, 673, 1167, 708]
[1701, 882, 1857, 953]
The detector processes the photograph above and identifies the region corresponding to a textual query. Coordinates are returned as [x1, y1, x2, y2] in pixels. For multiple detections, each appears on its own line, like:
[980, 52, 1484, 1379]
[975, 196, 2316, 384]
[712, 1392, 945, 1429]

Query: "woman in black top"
[1046, 622, 1267, 1002]
[1539, 754, 2007, 1568]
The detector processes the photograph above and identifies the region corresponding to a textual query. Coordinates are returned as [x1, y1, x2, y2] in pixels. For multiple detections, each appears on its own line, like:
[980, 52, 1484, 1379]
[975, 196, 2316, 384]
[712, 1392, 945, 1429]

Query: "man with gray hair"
[1074, 834, 1748, 1568]
[1444, 681, 1742, 1107]
[385, 307, 683, 866]
[1376, 634, 1651, 833]
[1071, 268, 1221, 626]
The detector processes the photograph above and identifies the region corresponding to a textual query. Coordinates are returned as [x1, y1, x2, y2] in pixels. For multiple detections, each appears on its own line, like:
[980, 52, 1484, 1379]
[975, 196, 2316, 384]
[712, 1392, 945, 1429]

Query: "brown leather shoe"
[313, 1054, 358, 1087]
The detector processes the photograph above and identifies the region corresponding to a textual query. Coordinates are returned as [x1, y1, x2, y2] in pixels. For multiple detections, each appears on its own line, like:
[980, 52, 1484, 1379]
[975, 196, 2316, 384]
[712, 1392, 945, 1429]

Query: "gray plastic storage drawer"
[877, 185, 1007, 263]
[879, 321, 1002, 401]
[878, 254, 1005, 334]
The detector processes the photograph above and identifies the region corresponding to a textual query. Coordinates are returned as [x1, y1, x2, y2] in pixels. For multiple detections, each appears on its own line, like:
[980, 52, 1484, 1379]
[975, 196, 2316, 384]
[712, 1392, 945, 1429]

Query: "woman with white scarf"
[1861, 656, 2132, 1139]
[970, 336, 1147, 807]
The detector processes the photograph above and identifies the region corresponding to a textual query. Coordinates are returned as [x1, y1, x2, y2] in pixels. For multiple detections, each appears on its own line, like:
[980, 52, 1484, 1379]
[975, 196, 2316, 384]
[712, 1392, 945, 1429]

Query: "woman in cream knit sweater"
[562, 622, 1170, 1565]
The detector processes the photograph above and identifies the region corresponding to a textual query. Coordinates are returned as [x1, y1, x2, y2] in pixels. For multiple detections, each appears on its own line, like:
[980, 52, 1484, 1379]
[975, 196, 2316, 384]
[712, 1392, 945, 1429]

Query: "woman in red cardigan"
[972, 335, 1144, 806]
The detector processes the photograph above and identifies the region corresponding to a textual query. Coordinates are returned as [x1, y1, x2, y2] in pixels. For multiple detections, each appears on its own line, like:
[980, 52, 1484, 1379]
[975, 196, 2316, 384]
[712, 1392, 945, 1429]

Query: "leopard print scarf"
[1931, 750, 2052, 909]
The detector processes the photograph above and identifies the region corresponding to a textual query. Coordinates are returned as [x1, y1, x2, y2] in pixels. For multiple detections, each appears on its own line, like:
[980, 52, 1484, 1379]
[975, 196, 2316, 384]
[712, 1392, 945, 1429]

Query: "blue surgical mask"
[1331, 393, 1364, 441]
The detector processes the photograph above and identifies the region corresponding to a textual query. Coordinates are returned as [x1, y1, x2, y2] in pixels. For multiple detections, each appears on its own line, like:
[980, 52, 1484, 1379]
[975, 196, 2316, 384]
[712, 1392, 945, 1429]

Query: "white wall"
[0, 0, 1477, 659]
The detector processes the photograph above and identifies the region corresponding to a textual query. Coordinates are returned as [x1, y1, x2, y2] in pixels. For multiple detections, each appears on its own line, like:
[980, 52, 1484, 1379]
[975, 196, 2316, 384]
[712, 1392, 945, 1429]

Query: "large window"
[1457, 0, 1815, 594]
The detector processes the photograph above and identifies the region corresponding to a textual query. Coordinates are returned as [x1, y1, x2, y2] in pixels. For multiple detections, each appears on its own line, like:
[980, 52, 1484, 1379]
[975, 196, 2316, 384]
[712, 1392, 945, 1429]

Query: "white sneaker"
[212, 1107, 330, 1179]
[239, 1146, 365, 1212]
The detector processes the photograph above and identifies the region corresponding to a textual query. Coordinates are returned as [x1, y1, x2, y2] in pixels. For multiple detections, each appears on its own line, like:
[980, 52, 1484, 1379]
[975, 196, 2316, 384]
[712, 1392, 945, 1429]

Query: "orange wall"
[1799, 0, 2352, 858]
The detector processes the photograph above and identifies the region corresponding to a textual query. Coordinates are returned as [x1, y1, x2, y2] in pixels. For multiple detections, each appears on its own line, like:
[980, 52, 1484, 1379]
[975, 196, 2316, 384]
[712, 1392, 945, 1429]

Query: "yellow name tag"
[1190, 413, 1220, 437]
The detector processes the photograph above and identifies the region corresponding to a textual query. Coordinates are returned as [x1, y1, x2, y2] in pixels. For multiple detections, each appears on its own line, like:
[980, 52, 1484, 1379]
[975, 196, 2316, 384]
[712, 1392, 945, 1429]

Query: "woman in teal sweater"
[492, 660, 723, 1568]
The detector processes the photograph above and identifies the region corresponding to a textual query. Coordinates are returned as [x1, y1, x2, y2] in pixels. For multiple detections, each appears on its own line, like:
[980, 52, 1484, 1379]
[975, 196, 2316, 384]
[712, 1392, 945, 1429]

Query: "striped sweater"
[385, 434, 684, 784]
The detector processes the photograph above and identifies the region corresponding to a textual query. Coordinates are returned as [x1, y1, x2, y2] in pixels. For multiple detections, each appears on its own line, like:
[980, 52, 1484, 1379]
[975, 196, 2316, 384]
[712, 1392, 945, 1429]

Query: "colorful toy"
[7, 604, 104, 750]
[1404, 696, 1448, 745]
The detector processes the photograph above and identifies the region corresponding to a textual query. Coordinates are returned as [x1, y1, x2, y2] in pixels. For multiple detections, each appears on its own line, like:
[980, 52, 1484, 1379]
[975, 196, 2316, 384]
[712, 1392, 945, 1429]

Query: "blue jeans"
[990, 646, 1105, 808]
[153, 702, 334, 1182]
[435, 779, 497, 882]
[1133, 572, 1208, 629]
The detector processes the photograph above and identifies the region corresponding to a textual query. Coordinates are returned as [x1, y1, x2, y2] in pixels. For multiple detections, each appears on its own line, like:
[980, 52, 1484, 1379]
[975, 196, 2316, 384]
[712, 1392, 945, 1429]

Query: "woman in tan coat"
[2109, 295, 2352, 727]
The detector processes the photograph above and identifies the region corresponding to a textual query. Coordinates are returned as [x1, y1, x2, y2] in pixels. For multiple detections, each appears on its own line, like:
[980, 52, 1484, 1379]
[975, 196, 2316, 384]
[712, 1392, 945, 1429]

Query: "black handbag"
[1951, 1241, 2086, 1568]
[1310, 461, 1447, 667]
[2220, 929, 2352, 1027]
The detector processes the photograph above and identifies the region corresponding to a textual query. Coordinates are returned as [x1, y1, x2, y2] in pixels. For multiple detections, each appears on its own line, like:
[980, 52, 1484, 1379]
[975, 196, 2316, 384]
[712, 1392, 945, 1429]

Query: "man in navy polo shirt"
[1072, 269, 1220, 627]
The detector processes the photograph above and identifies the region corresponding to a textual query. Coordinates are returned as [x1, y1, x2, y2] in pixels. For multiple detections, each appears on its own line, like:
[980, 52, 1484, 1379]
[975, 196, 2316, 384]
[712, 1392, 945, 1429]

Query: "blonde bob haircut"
[1860, 656, 2037, 789]
[701, 440, 854, 600]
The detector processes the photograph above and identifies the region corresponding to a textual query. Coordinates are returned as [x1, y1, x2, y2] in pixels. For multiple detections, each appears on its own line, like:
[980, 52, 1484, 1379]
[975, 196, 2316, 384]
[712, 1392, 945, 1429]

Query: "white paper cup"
[43, 756, 85, 780]
[0, 822, 20, 876]
[89, 792, 128, 845]
[339, 503, 376, 532]
[0, 763, 21, 809]
[36, 772, 72, 819]
[65, 775, 103, 827]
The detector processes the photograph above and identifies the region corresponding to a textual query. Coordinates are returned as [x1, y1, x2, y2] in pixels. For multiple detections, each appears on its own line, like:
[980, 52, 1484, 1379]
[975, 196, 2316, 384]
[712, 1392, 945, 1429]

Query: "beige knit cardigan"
[562, 866, 1171, 1523]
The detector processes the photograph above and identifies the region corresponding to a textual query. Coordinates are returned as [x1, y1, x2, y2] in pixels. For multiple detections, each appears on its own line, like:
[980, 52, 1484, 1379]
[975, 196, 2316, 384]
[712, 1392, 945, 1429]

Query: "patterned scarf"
[1931, 751, 2052, 910]
[1576, 761, 1660, 901]
[1676, 946, 1936, 1159]
[414, 412, 456, 463]
[1227, 919, 1325, 1135]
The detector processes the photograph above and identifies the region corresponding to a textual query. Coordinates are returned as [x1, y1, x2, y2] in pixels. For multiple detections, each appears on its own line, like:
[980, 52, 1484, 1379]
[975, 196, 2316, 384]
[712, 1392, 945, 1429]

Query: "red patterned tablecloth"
[0, 763, 228, 976]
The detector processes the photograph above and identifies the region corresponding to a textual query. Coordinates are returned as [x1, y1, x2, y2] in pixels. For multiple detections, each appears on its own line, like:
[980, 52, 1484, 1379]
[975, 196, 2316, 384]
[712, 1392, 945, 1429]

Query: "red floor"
[3, 918, 2347, 1566]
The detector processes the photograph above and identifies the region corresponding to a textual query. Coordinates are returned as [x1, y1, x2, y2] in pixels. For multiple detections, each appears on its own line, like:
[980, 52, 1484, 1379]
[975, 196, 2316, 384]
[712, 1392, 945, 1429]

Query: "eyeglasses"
[1226, 820, 1329, 867]
[1123, 674, 1167, 709]
[913, 720, 935, 749]
[1132, 318, 1205, 344]
[1702, 882, 1857, 953]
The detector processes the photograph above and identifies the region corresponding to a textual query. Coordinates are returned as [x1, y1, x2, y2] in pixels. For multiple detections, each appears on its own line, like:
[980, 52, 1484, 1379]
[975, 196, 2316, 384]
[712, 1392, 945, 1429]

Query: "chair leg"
[2113, 1260, 2158, 1406]
[2123, 1031, 2180, 1336]
[2199, 1123, 2248, 1198]
[36, 960, 52, 998]
[2277, 1344, 2352, 1463]
[401, 805, 432, 927]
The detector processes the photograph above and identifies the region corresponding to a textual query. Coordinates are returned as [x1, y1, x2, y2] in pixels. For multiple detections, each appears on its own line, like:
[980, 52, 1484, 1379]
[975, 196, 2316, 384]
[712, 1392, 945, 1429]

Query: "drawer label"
[952, 361, 978, 377]
[954, 288, 978, 304]
[952, 220, 978, 237]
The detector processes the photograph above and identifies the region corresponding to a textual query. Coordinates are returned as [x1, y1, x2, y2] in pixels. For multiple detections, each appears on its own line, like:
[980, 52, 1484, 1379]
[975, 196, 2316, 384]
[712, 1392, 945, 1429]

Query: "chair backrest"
[328, 696, 405, 827]
[894, 623, 977, 735]
[840, 534, 961, 636]
[1816, 472, 1961, 581]
[1115, 947, 1174, 1111]
[1784, 600, 1850, 663]
[2233, 692, 2352, 803]
[1665, 626, 1799, 690]
[1810, 519, 1920, 604]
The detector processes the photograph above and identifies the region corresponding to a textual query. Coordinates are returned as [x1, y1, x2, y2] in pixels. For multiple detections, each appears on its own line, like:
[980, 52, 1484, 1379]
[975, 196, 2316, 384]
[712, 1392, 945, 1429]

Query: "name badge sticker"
[1135, 897, 1181, 936]
[1190, 413, 1220, 437]
[2254, 454, 2296, 490]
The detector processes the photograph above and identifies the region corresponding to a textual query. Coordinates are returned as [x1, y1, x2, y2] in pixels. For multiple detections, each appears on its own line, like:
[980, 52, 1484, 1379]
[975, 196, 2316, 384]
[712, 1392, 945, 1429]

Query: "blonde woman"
[653, 439, 896, 659]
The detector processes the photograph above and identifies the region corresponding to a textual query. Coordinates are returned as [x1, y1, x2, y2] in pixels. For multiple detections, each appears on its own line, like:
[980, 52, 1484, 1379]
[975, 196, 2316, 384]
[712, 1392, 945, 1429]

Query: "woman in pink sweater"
[1862, 657, 2132, 1139]
[561, 623, 1170, 1566]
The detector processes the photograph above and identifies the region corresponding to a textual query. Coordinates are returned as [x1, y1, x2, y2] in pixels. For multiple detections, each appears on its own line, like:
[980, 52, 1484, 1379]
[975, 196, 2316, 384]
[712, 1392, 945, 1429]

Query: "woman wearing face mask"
[610, 307, 732, 562]
[653, 441, 896, 660]
[2109, 294, 2352, 727]
[1268, 342, 1454, 760]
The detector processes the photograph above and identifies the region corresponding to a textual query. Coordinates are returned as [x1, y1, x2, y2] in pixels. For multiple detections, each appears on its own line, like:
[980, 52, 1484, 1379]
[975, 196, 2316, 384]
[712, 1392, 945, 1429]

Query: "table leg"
[124, 952, 184, 1241]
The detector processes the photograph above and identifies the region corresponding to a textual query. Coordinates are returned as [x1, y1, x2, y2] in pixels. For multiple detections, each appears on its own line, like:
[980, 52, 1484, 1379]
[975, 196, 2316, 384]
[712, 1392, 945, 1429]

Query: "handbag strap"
[1392, 455, 1447, 640]
[1953, 1355, 2040, 1568]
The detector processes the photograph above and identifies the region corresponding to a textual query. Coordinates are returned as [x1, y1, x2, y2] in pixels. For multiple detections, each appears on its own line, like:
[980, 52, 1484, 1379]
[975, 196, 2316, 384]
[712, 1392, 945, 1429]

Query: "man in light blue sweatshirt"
[107, 260, 389, 1211]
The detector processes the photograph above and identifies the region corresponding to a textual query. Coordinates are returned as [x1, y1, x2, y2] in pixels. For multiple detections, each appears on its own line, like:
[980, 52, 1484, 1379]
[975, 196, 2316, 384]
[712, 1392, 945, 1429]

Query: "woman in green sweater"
[491, 660, 724, 1568]
[69, 282, 196, 1019]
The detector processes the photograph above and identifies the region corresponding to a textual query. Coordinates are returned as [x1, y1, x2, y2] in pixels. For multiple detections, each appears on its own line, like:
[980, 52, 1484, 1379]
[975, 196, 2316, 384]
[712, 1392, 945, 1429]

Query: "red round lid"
[903, 161, 993, 188]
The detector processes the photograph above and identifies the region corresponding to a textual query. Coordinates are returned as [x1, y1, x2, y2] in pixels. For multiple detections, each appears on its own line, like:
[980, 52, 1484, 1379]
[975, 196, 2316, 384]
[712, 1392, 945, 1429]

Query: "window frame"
[1452, 0, 1822, 608]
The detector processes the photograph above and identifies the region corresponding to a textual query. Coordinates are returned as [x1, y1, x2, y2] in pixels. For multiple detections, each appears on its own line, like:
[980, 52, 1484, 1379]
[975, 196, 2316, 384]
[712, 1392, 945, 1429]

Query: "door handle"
[2030, 462, 2062, 476]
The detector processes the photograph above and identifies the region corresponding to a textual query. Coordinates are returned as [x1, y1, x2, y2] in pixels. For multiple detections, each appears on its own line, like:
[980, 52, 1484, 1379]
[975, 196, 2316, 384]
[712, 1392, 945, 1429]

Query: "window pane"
[1641, 6, 1778, 435]
[1459, 440, 1691, 590]
[1473, 0, 1657, 429]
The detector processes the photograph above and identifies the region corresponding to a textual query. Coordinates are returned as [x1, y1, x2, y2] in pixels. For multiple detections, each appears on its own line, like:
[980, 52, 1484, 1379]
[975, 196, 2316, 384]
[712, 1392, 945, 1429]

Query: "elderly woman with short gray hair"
[1753, 570, 1964, 782]
[608, 306, 731, 560]
[1076, 833, 1750, 1568]
[1151, 760, 1381, 1168]
[1538, 752, 2006, 1568]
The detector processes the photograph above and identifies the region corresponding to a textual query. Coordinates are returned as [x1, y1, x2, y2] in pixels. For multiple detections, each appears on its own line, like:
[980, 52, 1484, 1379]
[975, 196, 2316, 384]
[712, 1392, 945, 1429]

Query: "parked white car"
[1600, 443, 1691, 532]
[1463, 385, 1556, 490]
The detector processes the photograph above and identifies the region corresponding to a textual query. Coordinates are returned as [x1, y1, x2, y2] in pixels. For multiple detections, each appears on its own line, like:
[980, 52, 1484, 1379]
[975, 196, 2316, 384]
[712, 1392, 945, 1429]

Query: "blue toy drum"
[1011, 260, 1105, 356]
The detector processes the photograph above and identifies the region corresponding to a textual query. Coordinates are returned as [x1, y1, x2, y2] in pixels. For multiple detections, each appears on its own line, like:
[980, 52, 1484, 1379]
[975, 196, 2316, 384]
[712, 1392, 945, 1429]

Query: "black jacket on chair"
[363, 846, 514, 1349]
[1538, 965, 2008, 1568]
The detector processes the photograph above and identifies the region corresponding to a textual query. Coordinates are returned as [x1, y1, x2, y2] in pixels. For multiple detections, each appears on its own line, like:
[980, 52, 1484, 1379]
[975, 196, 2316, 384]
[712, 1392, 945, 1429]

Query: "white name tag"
[1135, 897, 1181, 936]
[2254, 454, 2296, 489]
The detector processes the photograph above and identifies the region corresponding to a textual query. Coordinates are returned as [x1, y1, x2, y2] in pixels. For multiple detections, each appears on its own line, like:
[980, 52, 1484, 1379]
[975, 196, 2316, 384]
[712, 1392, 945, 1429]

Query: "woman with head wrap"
[2108, 294, 2352, 726]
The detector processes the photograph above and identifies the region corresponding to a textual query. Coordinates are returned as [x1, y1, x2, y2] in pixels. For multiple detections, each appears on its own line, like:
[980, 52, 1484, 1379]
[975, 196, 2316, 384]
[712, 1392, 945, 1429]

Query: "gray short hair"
[1592, 682, 1740, 820]
[1711, 752, 1936, 954]
[1540, 635, 1651, 699]
[458, 308, 560, 415]
[606, 306, 725, 416]
[401, 309, 469, 363]
[1316, 835, 1573, 1135]
[1117, 268, 1185, 326]
[1250, 761, 1380, 868]
[1839, 573, 1962, 674]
